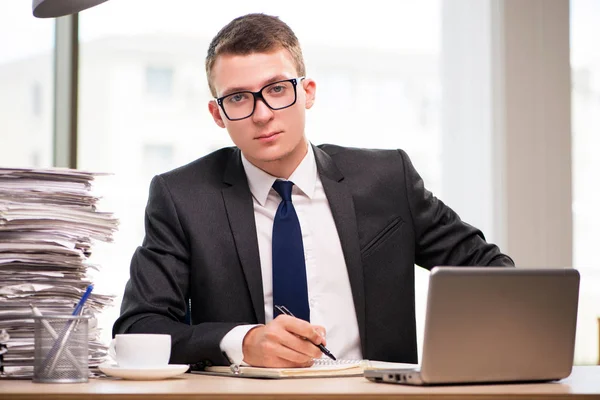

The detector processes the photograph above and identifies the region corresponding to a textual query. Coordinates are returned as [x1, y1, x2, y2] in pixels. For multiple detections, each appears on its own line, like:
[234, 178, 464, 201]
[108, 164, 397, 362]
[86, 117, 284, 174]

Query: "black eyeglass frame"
[215, 77, 305, 121]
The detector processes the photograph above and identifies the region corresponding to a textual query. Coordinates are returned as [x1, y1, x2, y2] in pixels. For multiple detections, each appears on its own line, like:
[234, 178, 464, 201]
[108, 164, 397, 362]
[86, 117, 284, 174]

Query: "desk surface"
[2, 366, 600, 400]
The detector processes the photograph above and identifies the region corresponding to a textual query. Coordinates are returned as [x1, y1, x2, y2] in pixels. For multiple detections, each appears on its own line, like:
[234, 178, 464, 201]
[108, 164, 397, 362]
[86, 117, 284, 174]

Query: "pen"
[72, 284, 94, 316]
[274, 305, 337, 361]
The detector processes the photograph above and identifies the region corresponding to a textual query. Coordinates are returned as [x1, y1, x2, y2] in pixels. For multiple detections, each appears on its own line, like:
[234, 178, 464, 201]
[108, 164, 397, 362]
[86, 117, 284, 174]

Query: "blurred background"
[0, 0, 598, 365]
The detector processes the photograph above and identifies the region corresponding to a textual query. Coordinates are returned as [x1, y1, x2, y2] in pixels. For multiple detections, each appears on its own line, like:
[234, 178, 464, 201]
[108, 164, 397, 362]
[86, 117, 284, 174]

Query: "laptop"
[364, 267, 580, 385]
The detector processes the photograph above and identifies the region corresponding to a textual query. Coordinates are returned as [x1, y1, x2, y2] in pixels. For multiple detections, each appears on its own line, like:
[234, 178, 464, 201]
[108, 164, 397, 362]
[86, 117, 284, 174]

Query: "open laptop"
[364, 267, 580, 385]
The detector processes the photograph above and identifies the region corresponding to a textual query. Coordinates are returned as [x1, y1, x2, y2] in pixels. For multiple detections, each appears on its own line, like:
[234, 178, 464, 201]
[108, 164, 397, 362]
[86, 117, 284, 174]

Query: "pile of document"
[0, 167, 118, 378]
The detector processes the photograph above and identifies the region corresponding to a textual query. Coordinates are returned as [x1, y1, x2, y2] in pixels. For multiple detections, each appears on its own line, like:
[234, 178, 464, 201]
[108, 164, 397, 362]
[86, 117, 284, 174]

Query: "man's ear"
[208, 100, 226, 128]
[303, 79, 316, 109]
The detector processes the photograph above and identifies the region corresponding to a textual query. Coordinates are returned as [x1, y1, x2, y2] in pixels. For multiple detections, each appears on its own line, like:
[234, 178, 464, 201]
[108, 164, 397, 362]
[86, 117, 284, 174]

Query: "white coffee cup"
[109, 334, 171, 368]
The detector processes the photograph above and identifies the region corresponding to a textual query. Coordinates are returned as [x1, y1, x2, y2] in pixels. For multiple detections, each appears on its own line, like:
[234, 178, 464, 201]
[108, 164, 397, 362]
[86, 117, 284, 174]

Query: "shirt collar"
[241, 143, 317, 207]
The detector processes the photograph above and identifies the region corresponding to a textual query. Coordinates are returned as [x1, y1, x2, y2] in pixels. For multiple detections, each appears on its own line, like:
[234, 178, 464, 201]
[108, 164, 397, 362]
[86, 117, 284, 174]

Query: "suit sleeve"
[112, 175, 239, 367]
[398, 149, 514, 269]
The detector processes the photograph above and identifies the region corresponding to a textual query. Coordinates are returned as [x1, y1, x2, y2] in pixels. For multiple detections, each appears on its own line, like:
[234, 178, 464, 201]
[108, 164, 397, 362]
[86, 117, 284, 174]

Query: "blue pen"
[41, 284, 94, 372]
[73, 284, 94, 316]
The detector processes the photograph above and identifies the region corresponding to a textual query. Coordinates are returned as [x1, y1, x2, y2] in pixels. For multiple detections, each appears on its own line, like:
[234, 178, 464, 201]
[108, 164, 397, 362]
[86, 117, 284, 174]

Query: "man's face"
[208, 49, 316, 172]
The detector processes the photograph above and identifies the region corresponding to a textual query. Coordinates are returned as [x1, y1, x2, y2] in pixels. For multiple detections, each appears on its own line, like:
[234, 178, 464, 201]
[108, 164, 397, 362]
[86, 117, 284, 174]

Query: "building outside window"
[0, 2, 54, 168]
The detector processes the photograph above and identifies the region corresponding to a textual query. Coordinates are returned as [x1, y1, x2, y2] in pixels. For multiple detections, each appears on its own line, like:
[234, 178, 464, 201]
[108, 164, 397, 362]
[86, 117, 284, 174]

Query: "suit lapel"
[313, 145, 367, 354]
[222, 149, 265, 324]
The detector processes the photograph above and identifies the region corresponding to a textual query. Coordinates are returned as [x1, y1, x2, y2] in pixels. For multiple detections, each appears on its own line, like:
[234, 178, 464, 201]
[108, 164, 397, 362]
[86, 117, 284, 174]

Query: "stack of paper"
[0, 167, 118, 378]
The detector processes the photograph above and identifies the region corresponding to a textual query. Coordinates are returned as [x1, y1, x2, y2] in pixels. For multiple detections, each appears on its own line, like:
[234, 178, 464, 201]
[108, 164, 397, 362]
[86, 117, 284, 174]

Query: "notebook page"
[313, 359, 363, 366]
[263, 359, 366, 377]
[203, 359, 418, 377]
[204, 359, 366, 378]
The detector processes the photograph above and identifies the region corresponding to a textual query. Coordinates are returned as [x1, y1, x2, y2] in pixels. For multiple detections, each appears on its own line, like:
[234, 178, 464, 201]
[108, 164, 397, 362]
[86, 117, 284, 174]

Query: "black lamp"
[33, 0, 109, 18]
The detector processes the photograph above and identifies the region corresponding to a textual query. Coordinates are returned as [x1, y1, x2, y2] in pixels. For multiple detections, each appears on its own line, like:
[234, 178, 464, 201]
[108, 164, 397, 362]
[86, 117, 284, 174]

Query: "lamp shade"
[33, 0, 109, 18]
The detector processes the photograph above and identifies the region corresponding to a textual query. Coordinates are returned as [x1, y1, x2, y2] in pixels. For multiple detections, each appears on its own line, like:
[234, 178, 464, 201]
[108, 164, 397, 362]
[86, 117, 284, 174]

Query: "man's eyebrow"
[220, 74, 291, 97]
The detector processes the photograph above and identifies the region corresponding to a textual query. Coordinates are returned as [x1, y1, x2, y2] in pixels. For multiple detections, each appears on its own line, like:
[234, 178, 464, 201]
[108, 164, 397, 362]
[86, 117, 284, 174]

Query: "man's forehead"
[211, 49, 298, 94]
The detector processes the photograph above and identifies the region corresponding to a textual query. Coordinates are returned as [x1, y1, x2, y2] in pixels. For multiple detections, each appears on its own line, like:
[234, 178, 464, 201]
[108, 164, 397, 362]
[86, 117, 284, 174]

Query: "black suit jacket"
[113, 145, 513, 368]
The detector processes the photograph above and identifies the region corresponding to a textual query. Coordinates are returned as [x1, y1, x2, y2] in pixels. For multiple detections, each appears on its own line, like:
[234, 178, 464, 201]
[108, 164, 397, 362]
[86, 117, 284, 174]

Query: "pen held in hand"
[274, 304, 337, 361]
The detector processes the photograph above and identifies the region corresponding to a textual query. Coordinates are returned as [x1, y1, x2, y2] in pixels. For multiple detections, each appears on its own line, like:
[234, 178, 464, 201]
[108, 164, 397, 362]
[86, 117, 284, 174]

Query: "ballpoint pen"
[274, 304, 337, 361]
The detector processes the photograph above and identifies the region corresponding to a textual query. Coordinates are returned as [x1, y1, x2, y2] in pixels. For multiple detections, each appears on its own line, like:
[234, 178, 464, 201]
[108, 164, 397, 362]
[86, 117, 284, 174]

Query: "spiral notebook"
[201, 359, 417, 379]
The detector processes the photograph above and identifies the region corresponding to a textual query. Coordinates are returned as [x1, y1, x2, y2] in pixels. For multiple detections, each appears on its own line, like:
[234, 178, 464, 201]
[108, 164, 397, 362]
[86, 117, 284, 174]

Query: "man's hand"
[242, 315, 326, 367]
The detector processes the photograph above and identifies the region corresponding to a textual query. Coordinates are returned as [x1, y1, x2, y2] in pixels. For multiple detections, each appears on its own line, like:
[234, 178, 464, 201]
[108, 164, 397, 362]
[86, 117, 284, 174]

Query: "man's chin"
[243, 138, 307, 167]
[253, 155, 287, 164]
[247, 147, 288, 164]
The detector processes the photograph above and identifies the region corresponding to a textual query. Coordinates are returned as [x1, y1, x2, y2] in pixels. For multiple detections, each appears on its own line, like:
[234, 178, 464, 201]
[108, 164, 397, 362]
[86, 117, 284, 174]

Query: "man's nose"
[252, 98, 274, 123]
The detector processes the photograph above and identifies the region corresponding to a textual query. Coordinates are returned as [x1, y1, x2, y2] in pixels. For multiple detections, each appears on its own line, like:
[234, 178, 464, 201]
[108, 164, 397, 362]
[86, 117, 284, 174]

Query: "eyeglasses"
[215, 77, 305, 121]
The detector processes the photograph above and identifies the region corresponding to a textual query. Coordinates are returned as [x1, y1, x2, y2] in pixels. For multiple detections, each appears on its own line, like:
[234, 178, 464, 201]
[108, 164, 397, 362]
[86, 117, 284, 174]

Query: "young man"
[114, 13, 513, 369]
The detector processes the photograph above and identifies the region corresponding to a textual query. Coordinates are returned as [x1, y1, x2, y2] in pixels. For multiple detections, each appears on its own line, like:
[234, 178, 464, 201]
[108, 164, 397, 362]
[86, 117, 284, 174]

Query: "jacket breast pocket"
[360, 217, 405, 259]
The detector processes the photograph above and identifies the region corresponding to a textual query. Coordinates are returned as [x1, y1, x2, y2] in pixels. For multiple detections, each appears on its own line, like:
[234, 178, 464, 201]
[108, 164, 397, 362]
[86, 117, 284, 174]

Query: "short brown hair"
[205, 13, 306, 97]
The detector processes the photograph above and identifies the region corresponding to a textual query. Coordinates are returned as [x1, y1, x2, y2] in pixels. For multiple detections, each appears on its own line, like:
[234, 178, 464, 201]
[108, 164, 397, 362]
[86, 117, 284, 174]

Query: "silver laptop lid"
[420, 267, 579, 384]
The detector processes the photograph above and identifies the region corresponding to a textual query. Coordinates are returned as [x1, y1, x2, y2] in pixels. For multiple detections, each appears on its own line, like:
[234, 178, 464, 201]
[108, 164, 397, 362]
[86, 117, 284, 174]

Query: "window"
[32, 82, 43, 117]
[571, 0, 600, 365]
[145, 66, 174, 98]
[142, 143, 175, 178]
[0, 2, 54, 168]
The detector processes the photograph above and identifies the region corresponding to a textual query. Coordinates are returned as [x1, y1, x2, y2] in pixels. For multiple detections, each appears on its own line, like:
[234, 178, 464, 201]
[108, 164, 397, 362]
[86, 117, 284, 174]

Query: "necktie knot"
[272, 180, 294, 202]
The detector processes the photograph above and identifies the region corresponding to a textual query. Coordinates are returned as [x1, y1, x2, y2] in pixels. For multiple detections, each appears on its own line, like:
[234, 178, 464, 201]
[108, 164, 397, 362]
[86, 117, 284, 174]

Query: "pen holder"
[33, 315, 90, 383]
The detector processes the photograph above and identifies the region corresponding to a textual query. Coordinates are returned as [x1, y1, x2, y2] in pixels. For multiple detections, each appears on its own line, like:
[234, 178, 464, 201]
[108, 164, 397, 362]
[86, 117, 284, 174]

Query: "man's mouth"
[255, 131, 281, 140]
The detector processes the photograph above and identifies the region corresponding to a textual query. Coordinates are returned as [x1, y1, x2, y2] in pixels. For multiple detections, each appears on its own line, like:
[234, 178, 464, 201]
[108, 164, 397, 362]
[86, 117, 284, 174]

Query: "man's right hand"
[241, 315, 327, 367]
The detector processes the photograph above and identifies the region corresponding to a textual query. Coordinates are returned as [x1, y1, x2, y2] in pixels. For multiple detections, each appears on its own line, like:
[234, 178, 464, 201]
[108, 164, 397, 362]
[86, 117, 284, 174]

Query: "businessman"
[113, 13, 514, 370]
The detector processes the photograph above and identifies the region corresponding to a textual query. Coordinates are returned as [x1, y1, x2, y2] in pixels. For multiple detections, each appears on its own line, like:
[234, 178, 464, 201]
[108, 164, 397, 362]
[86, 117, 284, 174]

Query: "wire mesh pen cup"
[33, 315, 90, 383]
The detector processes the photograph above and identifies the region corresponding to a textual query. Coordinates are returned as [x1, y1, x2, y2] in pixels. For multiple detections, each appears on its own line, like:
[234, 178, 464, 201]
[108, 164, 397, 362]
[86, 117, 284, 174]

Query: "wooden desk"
[1, 366, 599, 400]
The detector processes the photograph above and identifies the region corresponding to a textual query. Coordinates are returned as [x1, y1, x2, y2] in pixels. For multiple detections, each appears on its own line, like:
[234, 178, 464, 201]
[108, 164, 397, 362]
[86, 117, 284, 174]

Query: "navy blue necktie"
[272, 180, 310, 322]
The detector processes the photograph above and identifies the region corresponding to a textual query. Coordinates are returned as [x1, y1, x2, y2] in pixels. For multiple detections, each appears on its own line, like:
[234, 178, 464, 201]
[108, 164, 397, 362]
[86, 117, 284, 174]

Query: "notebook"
[200, 359, 417, 379]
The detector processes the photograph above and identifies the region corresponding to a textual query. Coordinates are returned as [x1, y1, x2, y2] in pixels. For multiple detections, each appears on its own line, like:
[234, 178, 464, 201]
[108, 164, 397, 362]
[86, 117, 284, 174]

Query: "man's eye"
[227, 93, 248, 103]
[269, 85, 286, 94]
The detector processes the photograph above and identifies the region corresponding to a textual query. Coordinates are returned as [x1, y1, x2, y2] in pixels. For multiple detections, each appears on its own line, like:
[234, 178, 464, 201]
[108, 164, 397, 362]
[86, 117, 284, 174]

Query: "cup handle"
[108, 339, 117, 361]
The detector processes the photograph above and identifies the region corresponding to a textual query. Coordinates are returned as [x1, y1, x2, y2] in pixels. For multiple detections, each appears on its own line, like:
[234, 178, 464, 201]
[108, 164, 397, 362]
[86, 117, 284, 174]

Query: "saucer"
[98, 362, 189, 380]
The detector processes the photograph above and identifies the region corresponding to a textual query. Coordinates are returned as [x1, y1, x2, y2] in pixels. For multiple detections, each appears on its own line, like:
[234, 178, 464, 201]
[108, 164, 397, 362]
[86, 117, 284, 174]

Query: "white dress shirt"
[219, 144, 362, 364]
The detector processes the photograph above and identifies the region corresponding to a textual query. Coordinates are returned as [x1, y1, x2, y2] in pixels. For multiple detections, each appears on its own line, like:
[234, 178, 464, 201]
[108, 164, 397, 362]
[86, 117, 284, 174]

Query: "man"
[113, 13, 513, 370]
